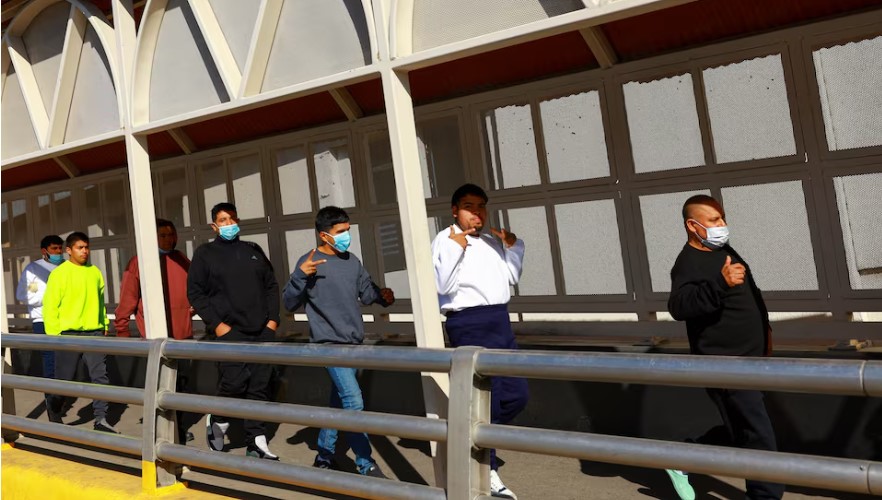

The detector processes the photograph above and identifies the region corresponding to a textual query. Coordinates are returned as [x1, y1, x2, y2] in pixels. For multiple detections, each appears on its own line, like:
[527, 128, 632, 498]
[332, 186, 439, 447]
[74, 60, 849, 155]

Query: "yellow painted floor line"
[1, 446, 231, 500]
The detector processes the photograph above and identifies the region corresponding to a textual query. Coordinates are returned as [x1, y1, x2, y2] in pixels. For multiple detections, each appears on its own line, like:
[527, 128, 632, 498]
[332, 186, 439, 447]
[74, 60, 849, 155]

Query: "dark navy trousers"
[445, 304, 529, 471]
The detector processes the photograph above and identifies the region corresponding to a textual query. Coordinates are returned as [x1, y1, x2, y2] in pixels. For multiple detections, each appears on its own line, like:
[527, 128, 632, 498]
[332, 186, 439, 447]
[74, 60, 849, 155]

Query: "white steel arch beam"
[46, 5, 87, 147]
[131, 0, 170, 126]
[187, 0, 242, 98]
[389, 0, 413, 59]
[239, 0, 284, 98]
[4, 36, 51, 148]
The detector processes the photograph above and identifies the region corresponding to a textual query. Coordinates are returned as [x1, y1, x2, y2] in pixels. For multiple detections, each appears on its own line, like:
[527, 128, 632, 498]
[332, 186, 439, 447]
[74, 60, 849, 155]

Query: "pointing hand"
[490, 227, 517, 248]
[449, 226, 476, 250]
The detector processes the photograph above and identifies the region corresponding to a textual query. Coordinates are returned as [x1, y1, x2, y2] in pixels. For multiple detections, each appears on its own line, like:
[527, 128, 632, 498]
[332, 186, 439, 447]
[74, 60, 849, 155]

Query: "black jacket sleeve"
[187, 247, 221, 332]
[667, 258, 730, 321]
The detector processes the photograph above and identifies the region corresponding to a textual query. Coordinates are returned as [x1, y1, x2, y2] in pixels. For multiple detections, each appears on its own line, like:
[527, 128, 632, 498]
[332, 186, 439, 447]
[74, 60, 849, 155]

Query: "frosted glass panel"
[84, 185, 103, 237]
[285, 229, 317, 276]
[722, 181, 818, 291]
[241, 233, 269, 257]
[53, 191, 75, 237]
[10, 200, 28, 247]
[1, 204, 9, 248]
[555, 200, 626, 294]
[639, 189, 710, 292]
[230, 154, 264, 220]
[417, 116, 467, 199]
[703, 55, 796, 163]
[200, 160, 227, 223]
[275, 146, 312, 215]
[161, 167, 190, 228]
[36, 195, 52, 239]
[367, 132, 396, 204]
[540, 91, 610, 182]
[484, 104, 541, 189]
[624, 74, 705, 173]
[500, 206, 555, 295]
[104, 179, 127, 236]
[378, 222, 409, 299]
[834, 173, 882, 290]
[314, 138, 355, 208]
[813, 36, 882, 151]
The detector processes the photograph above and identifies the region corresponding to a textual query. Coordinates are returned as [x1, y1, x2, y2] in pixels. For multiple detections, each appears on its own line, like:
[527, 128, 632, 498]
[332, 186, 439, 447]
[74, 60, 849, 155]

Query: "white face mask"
[691, 220, 729, 249]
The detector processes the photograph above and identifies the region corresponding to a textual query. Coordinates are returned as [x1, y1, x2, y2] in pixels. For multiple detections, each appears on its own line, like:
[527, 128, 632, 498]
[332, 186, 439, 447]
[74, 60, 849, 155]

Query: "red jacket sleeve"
[114, 256, 141, 337]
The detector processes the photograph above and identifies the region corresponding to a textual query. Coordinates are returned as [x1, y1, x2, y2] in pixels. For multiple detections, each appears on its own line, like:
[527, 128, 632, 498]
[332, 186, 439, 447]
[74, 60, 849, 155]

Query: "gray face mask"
[691, 220, 729, 249]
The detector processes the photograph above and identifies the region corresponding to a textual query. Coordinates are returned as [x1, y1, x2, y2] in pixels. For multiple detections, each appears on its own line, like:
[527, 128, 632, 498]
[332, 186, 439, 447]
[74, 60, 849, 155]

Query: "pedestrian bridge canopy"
[2, 0, 881, 346]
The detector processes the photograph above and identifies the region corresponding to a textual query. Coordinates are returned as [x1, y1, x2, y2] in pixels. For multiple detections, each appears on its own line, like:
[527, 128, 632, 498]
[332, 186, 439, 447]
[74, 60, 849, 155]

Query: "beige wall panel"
[261, 0, 371, 92]
[149, 0, 228, 121]
[412, 0, 583, 52]
[64, 26, 121, 143]
[208, 0, 260, 72]
[21, 2, 69, 112]
[1, 67, 40, 159]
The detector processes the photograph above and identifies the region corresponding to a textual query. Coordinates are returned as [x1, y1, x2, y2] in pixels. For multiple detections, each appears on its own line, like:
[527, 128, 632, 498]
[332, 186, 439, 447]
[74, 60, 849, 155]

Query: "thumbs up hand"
[721, 255, 746, 287]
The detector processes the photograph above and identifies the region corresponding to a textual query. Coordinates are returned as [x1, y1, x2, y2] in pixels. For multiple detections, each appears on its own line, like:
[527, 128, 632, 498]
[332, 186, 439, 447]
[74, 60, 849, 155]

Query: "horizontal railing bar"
[475, 350, 874, 396]
[2, 415, 141, 456]
[1, 333, 151, 357]
[156, 442, 446, 500]
[159, 392, 447, 442]
[475, 424, 879, 495]
[162, 340, 453, 372]
[2, 375, 144, 406]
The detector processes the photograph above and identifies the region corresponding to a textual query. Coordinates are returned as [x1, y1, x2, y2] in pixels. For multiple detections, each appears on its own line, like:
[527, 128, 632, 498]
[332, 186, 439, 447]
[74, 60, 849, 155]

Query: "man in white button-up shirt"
[431, 184, 528, 500]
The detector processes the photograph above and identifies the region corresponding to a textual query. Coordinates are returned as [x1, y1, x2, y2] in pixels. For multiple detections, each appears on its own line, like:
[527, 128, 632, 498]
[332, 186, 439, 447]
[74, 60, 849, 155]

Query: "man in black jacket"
[188, 202, 281, 460]
[665, 194, 783, 500]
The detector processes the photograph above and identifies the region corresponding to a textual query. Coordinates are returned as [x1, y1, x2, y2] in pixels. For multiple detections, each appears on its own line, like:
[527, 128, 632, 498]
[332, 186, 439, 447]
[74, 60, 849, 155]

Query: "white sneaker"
[246, 434, 279, 461]
[490, 470, 517, 499]
[206, 414, 229, 452]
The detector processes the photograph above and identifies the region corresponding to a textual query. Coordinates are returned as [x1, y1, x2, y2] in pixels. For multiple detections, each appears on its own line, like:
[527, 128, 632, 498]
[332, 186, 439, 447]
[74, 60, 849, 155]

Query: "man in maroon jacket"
[115, 219, 192, 340]
[115, 218, 194, 444]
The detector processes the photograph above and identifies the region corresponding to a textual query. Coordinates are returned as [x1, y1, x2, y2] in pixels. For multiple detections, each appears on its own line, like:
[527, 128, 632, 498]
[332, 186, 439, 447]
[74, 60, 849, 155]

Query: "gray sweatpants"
[48, 330, 109, 422]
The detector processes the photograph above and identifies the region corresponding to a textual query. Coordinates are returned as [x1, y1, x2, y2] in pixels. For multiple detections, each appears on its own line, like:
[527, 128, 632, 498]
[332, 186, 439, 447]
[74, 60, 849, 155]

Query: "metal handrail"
[2, 332, 882, 498]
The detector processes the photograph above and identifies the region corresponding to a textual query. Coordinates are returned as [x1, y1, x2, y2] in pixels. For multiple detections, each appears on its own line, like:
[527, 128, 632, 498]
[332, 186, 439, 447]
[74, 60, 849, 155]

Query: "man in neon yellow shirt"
[43, 232, 118, 433]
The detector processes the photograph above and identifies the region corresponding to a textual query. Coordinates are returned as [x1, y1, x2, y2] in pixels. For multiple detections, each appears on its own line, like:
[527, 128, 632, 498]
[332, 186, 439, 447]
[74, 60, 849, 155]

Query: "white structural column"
[381, 67, 451, 486]
[115, 0, 169, 340]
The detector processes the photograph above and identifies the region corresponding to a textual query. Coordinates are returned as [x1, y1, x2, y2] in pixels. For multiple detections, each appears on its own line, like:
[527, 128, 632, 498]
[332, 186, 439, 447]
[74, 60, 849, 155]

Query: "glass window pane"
[623, 74, 705, 173]
[703, 54, 796, 163]
[10, 200, 28, 247]
[275, 146, 312, 215]
[483, 104, 541, 189]
[639, 189, 710, 292]
[813, 35, 882, 151]
[241, 233, 269, 258]
[367, 131, 396, 205]
[284, 228, 317, 277]
[84, 184, 103, 237]
[722, 181, 818, 291]
[555, 199, 626, 294]
[5, 258, 15, 308]
[89, 249, 109, 302]
[313, 138, 355, 208]
[36, 195, 51, 240]
[498, 206, 555, 296]
[834, 172, 882, 290]
[200, 160, 227, 223]
[378, 222, 409, 299]
[417, 116, 466, 199]
[53, 191, 75, 237]
[1, 203, 9, 248]
[540, 91, 610, 182]
[104, 179, 128, 236]
[230, 153, 265, 220]
[161, 167, 191, 228]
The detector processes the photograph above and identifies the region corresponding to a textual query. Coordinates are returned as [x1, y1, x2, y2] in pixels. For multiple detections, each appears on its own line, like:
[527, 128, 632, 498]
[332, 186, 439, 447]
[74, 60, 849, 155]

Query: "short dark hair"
[211, 202, 237, 223]
[682, 194, 724, 221]
[65, 231, 89, 249]
[315, 206, 350, 233]
[451, 183, 488, 207]
[156, 218, 176, 231]
[40, 235, 63, 249]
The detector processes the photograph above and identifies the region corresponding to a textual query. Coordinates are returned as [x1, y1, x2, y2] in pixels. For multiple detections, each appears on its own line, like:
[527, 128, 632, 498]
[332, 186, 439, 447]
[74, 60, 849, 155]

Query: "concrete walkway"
[4, 388, 872, 499]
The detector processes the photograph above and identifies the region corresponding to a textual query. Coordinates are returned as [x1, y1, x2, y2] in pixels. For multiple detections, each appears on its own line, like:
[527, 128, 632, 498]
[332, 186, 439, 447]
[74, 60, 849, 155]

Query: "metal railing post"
[446, 347, 490, 499]
[2, 346, 19, 444]
[141, 339, 179, 492]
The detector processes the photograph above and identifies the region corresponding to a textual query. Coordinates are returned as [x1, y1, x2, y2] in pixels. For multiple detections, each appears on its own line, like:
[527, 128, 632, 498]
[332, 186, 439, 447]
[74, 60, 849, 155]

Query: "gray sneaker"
[363, 464, 388, 479]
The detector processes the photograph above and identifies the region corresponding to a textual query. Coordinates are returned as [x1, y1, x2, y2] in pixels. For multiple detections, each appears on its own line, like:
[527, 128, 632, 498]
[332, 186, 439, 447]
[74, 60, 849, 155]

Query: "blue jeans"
[316, 367, 375, 474]
[32, 322, 55, 379]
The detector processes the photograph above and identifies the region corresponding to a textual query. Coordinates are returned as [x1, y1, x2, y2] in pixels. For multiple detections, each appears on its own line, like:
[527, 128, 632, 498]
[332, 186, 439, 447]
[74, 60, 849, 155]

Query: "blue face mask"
[159, 248, 173, 255]
[47, 253, 64, 265]
[325, 230, 351, 253]
[218, 223, 240, 241]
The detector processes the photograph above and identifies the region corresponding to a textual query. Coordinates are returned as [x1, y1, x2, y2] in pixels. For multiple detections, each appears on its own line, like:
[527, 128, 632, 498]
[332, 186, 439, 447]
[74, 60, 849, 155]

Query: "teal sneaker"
[665, 469, 695, 500]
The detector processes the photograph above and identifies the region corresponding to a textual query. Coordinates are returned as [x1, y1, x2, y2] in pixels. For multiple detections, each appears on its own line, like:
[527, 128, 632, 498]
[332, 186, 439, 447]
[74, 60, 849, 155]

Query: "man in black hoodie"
[188, 202, 281, 460]
[665, 194, 783, 500]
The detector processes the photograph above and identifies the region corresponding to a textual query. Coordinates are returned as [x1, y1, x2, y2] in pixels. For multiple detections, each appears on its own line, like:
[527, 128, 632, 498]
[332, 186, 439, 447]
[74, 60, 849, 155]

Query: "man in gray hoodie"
[283, 206, 394, 478]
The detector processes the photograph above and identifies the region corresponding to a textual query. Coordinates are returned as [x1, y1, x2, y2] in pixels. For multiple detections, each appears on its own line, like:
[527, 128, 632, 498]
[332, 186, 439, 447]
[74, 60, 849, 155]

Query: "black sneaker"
[47, 411, 63, 424]
[313, 457, 338, 470]
[363, 464, 388, 479]
[94, 419, 120, 434]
